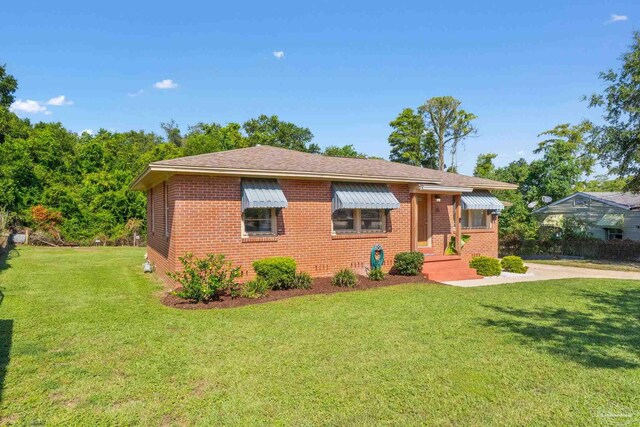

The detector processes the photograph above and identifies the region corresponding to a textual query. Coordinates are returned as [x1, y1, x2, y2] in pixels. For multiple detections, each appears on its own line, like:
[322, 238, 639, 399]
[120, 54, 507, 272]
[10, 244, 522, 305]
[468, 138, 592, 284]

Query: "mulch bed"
[162, 274, 438, 310]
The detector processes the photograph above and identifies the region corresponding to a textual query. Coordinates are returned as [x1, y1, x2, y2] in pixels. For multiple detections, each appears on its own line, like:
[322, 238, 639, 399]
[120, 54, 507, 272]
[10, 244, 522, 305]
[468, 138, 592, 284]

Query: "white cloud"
[273, 51, 285, 59]
[516, 150, 525, 155]
[606, 14, 628, 24]
[79, 129, 94, 135]
[46, 95, 73, 106]
[9, 99, 48, 114]
[128, 89, 144, 97]
[153, 79, 178, 89]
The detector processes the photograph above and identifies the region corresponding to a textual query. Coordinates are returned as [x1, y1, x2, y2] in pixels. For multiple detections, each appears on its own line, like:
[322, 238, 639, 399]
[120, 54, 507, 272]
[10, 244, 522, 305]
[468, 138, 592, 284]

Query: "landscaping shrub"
[469, 256, 502, 277]
[241, 278, 269, 299]
[292, 272, 313, 289]
[392, 251, 424, 276]
[169, 253, 241, 302]
[332, 268, 358, 288]
[367, 267, 384, 281]
[501, 256, 529, 274]
[252, 257, 297, 290]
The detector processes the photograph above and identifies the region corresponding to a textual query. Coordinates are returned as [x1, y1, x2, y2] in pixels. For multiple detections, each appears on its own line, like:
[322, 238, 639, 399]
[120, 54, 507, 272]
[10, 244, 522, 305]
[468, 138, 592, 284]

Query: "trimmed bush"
[367, 267, 384, 281]
[501, 256, 529, 274]
[332, 268, 358, 288]
[253, 257, 297, 290]
[392, 251, 424, 276]
[292, 272, 313, 290]
[241, 278, 269, 299]
[469, 256, 502, 277]
[169, 253, 241, 302]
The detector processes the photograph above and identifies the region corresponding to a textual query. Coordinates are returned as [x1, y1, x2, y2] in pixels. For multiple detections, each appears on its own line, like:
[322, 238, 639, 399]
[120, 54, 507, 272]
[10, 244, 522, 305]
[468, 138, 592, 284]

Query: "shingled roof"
[131, 145, 517, 191]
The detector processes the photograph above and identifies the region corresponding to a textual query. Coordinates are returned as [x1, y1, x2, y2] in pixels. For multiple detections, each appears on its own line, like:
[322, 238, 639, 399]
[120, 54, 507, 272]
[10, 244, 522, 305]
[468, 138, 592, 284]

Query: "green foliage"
[392, 251, 424, 276]
[292, 272, 313, 289]
[332, 268, 358, 287]
[0, 64, 18, 108]
[367, 267, 384, 281]
[388, 108, 438, 168]
[588, 31, 640, 192]
[500, 256, 529, 274]
[323, 144, 367, 158]
[252, 257, 297, 290]
[168, 253, 241, 302]
[470, 256, 502, 277]
[243, 114, 314, 152]
[240, 278, 269, 299]
[445, 234, 471, 255]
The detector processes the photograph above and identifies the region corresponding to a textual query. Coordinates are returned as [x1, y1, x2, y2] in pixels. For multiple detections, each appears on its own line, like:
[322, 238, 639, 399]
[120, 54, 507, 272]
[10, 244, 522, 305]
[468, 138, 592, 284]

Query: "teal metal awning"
[596, 213, 624, 228]
[241, 179, 288, 211]
[461, 190, 504, 212]
[332, 182, 400, 212]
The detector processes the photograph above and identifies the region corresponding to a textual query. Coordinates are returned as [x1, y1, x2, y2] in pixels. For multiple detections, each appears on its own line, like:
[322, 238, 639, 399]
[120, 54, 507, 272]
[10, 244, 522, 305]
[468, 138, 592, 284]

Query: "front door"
[417, 195, 430, 247]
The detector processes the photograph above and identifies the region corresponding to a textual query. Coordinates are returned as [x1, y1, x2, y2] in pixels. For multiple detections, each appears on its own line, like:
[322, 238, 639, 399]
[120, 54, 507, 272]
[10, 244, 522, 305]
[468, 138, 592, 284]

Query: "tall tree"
[182, 122, 246, 156]
[449, 110, 478, 172]
[0, 64, 18, 108]
[243, 115, 314, 152]
[160, 120, 184, 147]
[588, 31, 640, 192]
[388, 108, 438, 168]
[418, 96, 477, 171]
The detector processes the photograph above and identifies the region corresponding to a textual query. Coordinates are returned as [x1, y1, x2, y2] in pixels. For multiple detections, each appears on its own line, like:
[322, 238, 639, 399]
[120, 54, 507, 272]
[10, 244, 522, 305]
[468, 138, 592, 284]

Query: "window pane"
[471, 210, 487, 227]
[244, 208, 272, 233]
[332, 209, 355, 231]
[461, 210, 470, 228]
[361, 209, 383, 231]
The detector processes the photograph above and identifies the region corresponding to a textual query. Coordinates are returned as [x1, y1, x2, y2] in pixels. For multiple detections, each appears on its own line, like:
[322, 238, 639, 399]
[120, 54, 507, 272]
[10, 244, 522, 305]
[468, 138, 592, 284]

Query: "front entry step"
[422, 256, 482, 281]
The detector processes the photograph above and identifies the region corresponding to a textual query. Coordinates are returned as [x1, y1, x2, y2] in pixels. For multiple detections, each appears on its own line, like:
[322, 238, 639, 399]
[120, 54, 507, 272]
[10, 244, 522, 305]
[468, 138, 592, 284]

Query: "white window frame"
[242, 208, 277, 237]
[605, 228, 623, 240]
[164, 182, 169, 238]
[460, 209, 491, 229]
[332, 209, 386, 234]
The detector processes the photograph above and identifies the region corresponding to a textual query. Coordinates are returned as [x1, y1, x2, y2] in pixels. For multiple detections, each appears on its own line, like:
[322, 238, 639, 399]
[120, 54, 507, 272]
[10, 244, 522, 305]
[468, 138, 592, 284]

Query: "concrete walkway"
[443, 262, 640, 287]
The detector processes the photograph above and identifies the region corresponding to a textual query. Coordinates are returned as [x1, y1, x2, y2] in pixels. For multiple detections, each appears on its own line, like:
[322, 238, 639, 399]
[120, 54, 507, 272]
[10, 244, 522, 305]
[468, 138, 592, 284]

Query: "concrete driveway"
[443, 262, 640, 287]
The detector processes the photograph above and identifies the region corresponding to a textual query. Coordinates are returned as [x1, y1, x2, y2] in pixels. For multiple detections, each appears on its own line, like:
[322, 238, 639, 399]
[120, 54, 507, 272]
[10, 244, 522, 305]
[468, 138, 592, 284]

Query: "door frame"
[412, 193, 432, 249]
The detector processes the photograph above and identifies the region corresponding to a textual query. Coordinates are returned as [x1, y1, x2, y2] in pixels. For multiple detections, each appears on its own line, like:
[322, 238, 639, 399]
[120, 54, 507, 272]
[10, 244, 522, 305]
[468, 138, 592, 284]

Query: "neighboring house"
[131, 146, 516, 282]
[533, 192, 640, 241]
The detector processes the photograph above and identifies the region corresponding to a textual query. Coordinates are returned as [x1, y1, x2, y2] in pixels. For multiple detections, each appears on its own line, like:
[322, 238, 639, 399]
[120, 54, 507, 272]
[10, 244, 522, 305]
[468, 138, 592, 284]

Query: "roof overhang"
[130, 164, 446, 191]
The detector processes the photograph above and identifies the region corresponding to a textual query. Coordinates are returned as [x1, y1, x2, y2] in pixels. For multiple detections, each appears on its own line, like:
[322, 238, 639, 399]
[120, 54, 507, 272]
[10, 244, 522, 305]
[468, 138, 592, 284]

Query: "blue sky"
[2, 1, 638, 174]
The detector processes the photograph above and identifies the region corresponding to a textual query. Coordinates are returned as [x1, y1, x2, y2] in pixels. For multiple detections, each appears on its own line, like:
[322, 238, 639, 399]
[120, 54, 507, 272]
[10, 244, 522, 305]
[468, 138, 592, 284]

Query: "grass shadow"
[0, 320, 11, 402]
[481, 287, 640, 369]
[0, 242, 17, 275]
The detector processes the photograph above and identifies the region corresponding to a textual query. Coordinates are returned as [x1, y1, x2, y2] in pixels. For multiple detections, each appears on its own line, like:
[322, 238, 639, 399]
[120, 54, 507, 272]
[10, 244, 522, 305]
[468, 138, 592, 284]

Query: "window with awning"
[331, 183, 399, 234]
[461, 191, 504, 213]
[332, 183, 400, 211]
[241, 179, 288, 236]
[241, 179, 288, 211]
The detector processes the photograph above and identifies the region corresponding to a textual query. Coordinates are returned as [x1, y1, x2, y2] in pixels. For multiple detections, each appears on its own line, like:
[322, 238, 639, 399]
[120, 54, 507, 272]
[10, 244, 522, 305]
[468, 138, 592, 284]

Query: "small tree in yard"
[169, 253, 241, 302]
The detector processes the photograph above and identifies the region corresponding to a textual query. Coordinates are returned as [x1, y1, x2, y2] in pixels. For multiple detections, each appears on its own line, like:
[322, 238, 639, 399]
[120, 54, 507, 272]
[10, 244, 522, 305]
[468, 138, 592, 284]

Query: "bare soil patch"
[162, 274, 437, 309]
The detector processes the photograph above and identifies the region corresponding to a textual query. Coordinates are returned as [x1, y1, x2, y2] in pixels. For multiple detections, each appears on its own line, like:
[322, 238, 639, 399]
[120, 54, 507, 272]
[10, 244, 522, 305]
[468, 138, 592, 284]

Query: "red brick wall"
[146, 175, 498, 284]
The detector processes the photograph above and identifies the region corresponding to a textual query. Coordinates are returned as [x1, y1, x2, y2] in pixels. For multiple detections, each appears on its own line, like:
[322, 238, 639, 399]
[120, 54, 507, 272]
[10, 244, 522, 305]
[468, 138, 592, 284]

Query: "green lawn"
[526, 258, 640, 272]
[1, 247, 639, 425]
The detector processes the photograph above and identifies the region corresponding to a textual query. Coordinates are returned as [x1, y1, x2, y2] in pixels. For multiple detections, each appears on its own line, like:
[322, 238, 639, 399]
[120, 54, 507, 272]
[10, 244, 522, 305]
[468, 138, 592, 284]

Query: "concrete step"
[422, 257, 483, 282]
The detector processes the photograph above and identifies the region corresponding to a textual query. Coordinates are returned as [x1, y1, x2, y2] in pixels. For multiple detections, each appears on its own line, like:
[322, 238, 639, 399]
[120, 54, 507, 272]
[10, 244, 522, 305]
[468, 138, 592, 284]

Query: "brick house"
[131, 146, 516, 282]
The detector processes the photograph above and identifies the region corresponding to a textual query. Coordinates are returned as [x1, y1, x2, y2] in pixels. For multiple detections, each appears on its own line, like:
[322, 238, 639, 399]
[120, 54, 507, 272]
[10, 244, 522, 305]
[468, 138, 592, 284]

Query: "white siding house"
[533, 192, 640, 241]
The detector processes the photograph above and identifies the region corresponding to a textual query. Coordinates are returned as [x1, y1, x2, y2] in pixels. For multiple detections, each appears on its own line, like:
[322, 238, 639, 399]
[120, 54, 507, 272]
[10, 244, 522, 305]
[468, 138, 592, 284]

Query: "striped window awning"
[461, 190, 504, 212]
[241, 179, 288, 211]
[332, 182, 400, 212]
[596, 213, 624, 228]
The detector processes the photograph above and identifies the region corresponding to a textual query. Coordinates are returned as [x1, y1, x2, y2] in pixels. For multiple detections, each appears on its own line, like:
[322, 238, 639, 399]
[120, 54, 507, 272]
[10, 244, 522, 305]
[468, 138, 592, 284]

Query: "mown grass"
[527, 258, 640, 272]
[0, 246, 639, 425]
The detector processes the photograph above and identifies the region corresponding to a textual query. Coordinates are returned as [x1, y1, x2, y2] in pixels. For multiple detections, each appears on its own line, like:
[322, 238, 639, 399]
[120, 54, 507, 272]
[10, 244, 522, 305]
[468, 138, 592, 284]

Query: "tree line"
[1, 31, 639, 244]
